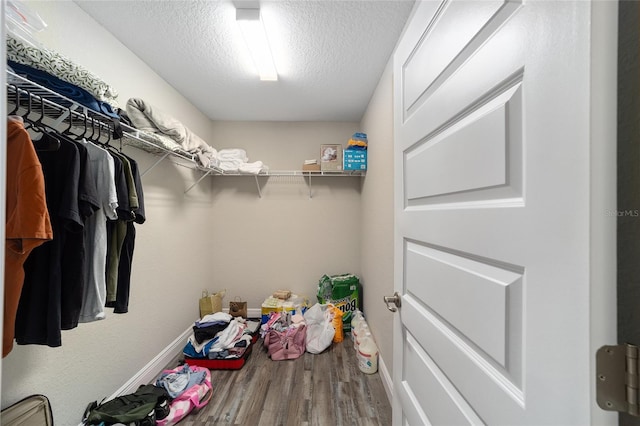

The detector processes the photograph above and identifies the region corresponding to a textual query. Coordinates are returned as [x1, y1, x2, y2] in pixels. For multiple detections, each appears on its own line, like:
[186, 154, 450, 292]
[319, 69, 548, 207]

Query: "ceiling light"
[236, 7, 278, 81]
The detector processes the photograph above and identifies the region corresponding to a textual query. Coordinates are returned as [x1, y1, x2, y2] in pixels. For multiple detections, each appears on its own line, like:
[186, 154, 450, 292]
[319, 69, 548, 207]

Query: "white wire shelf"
[201, 169, 366, 177]
[6, 70, 365, 196]
[6, 70, 199, 176]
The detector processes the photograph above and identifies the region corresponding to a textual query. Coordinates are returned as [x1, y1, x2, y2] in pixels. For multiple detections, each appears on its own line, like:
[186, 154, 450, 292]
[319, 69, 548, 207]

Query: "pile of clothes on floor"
[84, 363, 213, 425]
[260, 303, 344, 360]
[183, 312, 260, 360]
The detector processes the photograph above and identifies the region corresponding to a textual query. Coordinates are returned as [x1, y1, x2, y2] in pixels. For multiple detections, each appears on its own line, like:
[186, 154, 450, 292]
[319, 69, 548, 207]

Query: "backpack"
[84, 384, 169, 426]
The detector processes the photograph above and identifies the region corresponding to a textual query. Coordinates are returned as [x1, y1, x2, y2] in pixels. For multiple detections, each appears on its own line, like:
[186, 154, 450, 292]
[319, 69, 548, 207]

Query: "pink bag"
[156, 365, 212, 426]
[265, 325, 307, 360]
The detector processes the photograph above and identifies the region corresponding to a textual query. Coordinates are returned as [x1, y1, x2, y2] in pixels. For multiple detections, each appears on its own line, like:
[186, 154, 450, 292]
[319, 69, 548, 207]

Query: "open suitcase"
[184, 333, 259, 370]
[1, 394, 54, 426]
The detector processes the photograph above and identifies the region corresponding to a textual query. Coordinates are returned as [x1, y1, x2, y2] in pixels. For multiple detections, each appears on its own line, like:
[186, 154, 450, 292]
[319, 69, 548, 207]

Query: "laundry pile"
[84, 364, 212, 426]
[260, 302, 344, 360]
[182, 312, 260, 360]
[217, 148, 267, 174]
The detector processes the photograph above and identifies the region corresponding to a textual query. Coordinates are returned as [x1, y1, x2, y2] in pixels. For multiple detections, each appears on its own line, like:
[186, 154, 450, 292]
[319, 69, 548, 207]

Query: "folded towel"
[218, 148, 248, 161]
[239, 161, 265, 175]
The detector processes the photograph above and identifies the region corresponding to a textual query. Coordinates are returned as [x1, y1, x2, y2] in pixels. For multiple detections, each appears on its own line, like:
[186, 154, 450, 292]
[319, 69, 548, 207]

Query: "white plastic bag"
[304, 303, 336, 354]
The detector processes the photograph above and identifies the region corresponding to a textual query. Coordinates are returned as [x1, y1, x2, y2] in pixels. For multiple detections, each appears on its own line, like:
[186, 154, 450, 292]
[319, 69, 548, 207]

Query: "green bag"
[317, 274, 360, 330]
[85, 384, 168, 426]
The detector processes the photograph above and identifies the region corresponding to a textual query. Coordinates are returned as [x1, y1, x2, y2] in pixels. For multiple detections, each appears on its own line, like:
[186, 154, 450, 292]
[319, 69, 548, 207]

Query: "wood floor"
[173, 335, 391, 426]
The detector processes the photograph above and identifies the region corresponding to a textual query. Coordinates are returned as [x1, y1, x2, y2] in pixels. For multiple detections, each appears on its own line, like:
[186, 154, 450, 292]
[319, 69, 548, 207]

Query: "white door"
[392, 1, 617, 424]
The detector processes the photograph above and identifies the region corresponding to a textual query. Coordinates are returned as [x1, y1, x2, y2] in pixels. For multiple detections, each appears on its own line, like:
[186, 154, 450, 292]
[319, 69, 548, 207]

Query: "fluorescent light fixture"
[236, 7, 278, 81]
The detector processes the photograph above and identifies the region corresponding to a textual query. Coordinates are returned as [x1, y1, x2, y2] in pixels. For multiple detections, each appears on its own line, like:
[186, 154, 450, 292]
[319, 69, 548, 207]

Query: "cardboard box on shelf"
[302, 163, 321, 171]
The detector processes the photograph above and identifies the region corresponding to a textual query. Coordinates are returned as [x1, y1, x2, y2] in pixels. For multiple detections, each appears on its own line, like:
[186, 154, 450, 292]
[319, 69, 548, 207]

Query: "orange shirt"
[4, 118, 53, 357]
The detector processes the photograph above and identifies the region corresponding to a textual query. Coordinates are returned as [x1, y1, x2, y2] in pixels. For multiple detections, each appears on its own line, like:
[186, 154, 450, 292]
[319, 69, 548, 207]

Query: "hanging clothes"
[61, 137, 100, 330]
[6, 82, 147, 350]
[105, 149, 135, 307]
[112, 154, 145, 313]
[15, 131, 83, 348]
[77, 140, 118, 323]
[4, 117, 53, 357]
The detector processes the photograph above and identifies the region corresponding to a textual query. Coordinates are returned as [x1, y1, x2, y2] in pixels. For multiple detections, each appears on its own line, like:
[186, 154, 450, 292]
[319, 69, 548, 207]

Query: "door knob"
[383, 292, 402, 312]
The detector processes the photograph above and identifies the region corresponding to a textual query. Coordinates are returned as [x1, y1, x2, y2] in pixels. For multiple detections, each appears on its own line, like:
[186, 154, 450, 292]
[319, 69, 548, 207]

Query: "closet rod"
[7, 83, 114, 145]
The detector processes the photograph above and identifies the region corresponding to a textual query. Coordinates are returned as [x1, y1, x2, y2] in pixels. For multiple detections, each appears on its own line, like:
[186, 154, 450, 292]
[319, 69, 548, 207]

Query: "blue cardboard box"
[343, 150, 367, 171]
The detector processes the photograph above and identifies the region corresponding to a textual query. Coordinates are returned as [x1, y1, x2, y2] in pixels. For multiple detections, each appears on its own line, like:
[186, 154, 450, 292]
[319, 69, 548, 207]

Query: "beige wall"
[2, 2, 364, 424]
[359, 61, 395, 378]
[207, 120, 362, 310]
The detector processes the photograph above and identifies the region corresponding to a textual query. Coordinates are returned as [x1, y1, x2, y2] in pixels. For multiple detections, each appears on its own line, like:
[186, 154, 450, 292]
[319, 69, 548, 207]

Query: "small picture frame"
[320, 144, 342, 171]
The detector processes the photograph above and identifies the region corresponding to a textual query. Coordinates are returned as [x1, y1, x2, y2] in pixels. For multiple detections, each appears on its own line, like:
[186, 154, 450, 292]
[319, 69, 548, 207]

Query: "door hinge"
[596, 343, 640, 416]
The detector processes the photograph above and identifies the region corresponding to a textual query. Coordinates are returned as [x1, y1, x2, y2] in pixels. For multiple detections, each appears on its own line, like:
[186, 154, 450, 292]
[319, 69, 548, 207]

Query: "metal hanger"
[28, 94, 61, 152]
[8, 84, 20, 116]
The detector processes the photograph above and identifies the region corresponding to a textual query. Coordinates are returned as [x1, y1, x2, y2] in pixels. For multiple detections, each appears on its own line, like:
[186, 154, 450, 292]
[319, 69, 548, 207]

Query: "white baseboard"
[378, 352, 393, 404]
[107, 325, 192, 401]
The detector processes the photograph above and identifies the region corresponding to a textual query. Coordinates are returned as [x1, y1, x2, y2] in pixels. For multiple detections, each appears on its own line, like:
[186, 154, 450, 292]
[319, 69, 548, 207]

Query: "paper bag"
[199, 289, 225, 318]
[229, 297, 247, 318]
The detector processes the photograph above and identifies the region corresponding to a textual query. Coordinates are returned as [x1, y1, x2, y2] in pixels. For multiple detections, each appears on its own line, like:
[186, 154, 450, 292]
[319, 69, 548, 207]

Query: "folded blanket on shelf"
[126, 98, 218, 167]
[8, 60, 119, 119]
[121, 131, 186, 155]
[218, 148, 247, 161]
[218, 159, 244, 172]
[217, 149, 266, 174]
[239, 161, 265, 174]
[7, 34, 119, 109]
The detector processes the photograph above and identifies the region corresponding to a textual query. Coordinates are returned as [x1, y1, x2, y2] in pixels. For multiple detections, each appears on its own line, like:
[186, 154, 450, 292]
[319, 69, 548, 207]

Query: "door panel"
[402, 0, 508, 114]
[402, 293, 524, 422]
[399, 1, 523, 131]
[405, 83, 522, 206]
[401, 332, 483, 425]
[405, 242, 522, 368]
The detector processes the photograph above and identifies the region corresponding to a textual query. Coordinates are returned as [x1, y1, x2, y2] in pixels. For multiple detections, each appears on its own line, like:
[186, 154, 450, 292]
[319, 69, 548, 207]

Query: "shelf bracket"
[308, 173, 313, 199]
[255, 175, 262, 198]
[141, 152, 170, 177]
[52, 108, 70, 129]
[184, 169, 213, 194]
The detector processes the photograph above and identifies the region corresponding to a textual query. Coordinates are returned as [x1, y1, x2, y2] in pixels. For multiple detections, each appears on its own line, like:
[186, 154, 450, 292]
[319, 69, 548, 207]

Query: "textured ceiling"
[74, 0, 415, 122]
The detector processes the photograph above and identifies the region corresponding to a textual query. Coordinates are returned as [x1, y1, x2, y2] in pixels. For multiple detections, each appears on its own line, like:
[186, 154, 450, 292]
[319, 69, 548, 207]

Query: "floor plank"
[175, 335, 391, 426]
